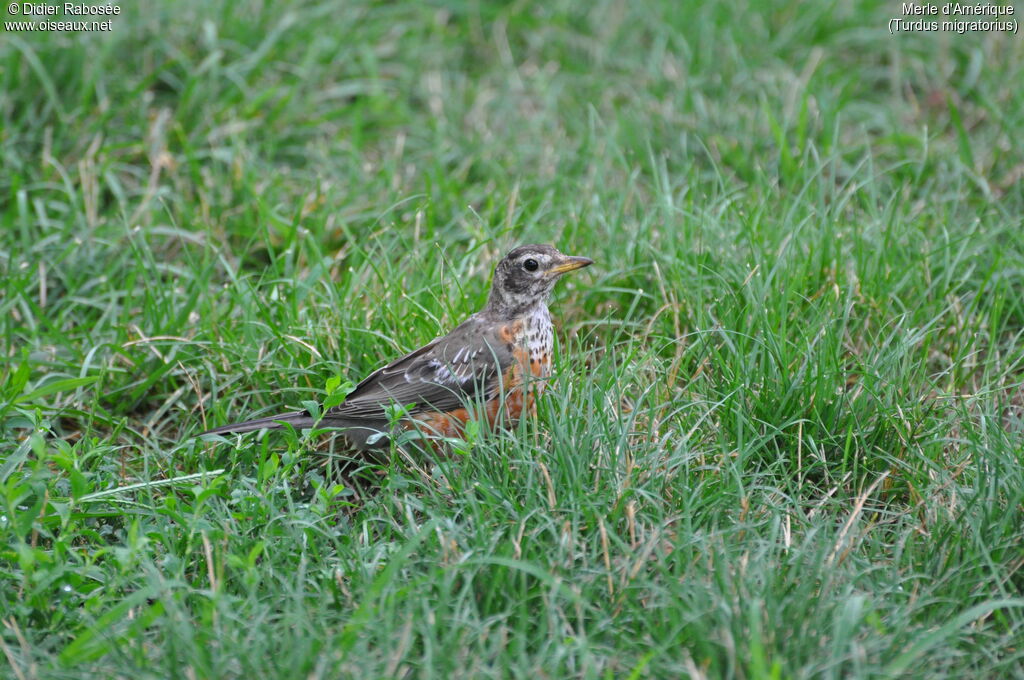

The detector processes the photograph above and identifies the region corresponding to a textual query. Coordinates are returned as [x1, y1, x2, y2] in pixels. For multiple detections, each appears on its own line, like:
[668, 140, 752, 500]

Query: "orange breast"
[408, 323, 551, 444]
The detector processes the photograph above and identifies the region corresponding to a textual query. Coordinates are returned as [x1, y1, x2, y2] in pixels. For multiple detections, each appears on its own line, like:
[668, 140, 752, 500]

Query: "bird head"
[485, 244, 593, 317]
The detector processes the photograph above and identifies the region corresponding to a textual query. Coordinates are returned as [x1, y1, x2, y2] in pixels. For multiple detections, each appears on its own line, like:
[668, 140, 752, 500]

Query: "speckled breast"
[522, 303, 554, 381]
[415, 304, 555, 442]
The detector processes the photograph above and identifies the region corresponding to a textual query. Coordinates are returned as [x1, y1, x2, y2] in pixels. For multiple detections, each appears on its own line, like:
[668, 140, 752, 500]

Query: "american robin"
[201, 244, 593, 450]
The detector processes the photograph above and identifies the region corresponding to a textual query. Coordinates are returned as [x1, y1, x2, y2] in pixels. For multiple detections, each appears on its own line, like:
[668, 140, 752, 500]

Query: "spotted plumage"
[201, 244, 593, 450]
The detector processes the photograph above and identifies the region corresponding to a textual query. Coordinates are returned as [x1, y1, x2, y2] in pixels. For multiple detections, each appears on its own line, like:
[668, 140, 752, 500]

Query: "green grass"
[3, 0, 1024, 677]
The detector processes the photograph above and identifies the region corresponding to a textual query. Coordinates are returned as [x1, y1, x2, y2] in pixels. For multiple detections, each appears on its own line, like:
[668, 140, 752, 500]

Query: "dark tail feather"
[200, 411, 315, 437]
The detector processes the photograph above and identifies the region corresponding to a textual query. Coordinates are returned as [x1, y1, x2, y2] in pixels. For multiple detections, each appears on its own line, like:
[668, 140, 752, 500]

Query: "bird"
[201, 244, 593, 450]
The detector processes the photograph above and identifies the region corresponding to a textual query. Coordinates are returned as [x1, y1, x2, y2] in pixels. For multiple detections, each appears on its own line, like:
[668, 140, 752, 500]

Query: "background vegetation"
[2, 0, 1023, 677]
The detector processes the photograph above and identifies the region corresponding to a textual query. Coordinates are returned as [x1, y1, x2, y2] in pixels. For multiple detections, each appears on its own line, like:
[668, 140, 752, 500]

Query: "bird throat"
[522, 302, 554, 376]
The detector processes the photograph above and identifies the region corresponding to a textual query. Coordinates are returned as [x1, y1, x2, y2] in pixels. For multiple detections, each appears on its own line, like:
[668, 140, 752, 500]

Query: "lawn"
[2, 0, 1023, 677]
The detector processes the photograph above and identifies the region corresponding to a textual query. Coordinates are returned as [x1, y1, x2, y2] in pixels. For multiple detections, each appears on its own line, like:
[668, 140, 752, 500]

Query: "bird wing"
[326, 316, 516, 421]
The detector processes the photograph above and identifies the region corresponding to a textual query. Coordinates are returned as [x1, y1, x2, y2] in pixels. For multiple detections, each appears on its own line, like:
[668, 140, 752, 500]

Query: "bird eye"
[523, 258, 539, 272]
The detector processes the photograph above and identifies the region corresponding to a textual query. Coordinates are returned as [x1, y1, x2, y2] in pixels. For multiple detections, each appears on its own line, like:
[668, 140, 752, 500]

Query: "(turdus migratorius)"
[201, 244, 593, 450]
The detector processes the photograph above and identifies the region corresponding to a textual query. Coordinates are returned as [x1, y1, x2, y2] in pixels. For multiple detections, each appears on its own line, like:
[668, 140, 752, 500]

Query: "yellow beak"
[549, 256, 594, 275]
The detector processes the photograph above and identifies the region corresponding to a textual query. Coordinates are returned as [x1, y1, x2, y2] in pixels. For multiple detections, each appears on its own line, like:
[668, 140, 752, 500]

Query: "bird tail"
[200, 411, 316, 437]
